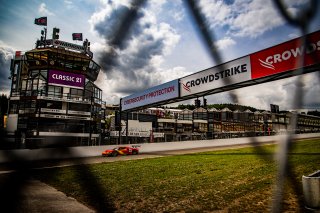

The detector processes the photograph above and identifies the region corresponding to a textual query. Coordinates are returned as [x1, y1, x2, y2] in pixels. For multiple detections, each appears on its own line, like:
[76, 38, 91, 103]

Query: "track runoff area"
[120, 30, 320, 112]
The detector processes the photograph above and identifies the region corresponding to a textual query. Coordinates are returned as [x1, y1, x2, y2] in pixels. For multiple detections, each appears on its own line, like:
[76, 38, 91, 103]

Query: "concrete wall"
[0, 133, 319, 163]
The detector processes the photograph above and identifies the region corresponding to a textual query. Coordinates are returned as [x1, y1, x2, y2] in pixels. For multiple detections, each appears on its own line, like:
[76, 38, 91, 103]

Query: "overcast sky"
[0, 0, 319, 111]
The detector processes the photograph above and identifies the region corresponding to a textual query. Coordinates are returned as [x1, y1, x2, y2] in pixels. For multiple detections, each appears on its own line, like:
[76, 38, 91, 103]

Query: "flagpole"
[34, 17, 48, 48]
[44, 27, 47, 47]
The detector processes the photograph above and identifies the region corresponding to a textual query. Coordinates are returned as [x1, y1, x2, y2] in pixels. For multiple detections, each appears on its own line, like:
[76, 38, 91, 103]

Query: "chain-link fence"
[184, 1, 319, 212]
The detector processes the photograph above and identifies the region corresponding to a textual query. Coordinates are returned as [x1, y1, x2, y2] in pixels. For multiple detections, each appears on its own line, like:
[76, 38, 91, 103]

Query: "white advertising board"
[110, 131, 164, 138]
[121, 80, 179, 111]
[180, 56, 252, 97]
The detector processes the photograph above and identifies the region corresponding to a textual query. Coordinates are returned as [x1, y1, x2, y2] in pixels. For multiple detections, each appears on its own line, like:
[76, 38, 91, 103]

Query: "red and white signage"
[250, 30, 320, 79]
[180, 56, 252, 97]
[121, 30, 320, 109]
[180, 30, 320, 98]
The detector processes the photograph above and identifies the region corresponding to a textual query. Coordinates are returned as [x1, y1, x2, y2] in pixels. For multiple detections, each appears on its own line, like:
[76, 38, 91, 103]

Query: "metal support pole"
[126, 112, 129, 144]
[118, 98, 122, 145]
[89, 96, 92, 146]
[44, 27, 47, 47]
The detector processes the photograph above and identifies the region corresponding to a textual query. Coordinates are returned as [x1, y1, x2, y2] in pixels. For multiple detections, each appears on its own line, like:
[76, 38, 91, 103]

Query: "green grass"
[32, 139, 320, 212]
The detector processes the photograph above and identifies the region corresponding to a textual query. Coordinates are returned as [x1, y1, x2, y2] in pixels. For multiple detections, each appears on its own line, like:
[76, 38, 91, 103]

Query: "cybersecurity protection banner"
[48, 70, 85, 89]
[121, 80, 179, 111]
[180, 56, 252, 97]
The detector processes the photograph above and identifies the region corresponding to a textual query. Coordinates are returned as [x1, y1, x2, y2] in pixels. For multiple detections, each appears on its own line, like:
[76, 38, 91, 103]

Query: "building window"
[69, 103, 90, 112]
[45, 101, 62, 109]
[48, 86, 62, 98]
[9, 102, 18, 114]
[70, 88, 83, 99]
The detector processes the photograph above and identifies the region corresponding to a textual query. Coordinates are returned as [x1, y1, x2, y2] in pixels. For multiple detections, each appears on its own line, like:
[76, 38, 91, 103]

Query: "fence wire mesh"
[0, 0, 319, 212]
[184, 0, 319, 212]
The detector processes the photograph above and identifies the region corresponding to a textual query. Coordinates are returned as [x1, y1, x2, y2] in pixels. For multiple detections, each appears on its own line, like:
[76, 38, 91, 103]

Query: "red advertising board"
[250, 30, 320, 79]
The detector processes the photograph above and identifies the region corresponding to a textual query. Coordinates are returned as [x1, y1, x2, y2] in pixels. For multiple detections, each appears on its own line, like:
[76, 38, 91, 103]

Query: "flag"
[34, 17, 47, 26]
[72, 33, 83, 41]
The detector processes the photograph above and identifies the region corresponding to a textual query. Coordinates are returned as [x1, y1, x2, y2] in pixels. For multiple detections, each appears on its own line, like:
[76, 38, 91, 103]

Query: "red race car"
[102, 146, 140, 157]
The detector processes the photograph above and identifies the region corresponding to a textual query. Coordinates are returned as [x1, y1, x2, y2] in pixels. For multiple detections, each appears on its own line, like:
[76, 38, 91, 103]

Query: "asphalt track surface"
[0, 142, 275, 173]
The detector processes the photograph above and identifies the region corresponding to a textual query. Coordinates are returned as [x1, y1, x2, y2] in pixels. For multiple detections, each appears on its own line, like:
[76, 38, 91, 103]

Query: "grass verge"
[31, 138, 320, 212]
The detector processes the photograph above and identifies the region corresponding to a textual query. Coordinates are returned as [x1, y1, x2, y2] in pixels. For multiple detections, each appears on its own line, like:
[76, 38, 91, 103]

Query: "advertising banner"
[121, 80, 179, 111]
[48, 70, 85, 89]
[180, 56, 251, 97]
[251, 30, 320, 79]
[52, 39, 85, 51]
[44, 40, 93, 56]
[110, 131, 164, 138]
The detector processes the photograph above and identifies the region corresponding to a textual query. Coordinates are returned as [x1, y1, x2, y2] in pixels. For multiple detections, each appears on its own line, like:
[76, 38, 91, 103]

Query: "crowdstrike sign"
[251, 30, 320, 79]
[180, 56, 252, 97]
[48, 70, 85, 89]
[121, 80, 179, 111]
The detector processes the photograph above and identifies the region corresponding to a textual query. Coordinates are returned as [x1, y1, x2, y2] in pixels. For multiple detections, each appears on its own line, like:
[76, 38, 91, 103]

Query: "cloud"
[199, 0, 309, 38]
[90, 1, 181, 99]
[288, 33, 299, 39]
[222, 72, 320, 111]
[229, 0, 284, 38]
[39, 3, 55, 16]
[96, 65, 191, 104]
[199, 0, 233, 28]
[214, 37, 236, 50]
[296, 73, 320, 109]
[0, 41, 14, 94]
[172, 9, 184, 22]
[89, 0, 319, 109]
[64, 0, 75, 10]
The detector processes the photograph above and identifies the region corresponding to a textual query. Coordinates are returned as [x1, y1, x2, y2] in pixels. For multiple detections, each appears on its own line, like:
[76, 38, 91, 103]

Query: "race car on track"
[102, 146, 140, 157]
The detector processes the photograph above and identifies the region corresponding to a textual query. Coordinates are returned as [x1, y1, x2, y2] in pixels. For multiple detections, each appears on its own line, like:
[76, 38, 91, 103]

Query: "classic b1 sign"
[48, 70, 85, 89]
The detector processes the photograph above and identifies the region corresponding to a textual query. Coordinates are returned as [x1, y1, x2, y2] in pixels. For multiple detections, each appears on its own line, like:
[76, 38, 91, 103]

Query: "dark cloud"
[122, 39, 163, 70]
[94, 1, 146, 50]
[93, 2, 178, 95]
[94, 3, 148, 78]
[94, 5, 132, 49]
[0, 46, 14, 92]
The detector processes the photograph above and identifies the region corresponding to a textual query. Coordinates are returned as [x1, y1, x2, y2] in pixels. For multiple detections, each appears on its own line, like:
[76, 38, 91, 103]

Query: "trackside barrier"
[0, 133, 319, 163]
[302, 170, 320, 210]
